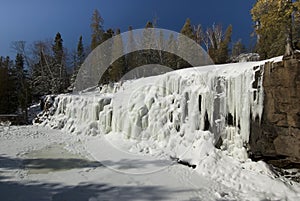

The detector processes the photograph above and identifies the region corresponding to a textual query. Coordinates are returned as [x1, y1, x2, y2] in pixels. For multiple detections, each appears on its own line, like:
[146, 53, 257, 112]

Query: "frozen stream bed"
[0, 126, 299, 201]
[0, 126, 234, 201]
[23, 144, 102, 175]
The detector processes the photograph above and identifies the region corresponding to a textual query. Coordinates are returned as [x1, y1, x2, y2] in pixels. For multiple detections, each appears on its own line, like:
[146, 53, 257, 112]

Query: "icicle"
[41, 60, 268, 161]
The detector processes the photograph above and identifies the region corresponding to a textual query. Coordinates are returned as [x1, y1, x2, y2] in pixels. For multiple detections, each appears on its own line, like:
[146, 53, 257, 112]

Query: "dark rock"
[250, 52, 300, 168]
[169, 156, 196, 169]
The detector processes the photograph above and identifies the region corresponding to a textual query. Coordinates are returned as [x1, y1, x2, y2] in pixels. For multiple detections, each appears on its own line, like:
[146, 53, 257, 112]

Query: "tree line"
[90, 10, 238, 84]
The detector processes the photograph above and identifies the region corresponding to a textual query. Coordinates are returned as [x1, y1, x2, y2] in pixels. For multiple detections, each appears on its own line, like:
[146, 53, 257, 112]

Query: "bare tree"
[206, 24, 223, 50]
[10, 41, 33, 71]
[193, 24, 203, 45]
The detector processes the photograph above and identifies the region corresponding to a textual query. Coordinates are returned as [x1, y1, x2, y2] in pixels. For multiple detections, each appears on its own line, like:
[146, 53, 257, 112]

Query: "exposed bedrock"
[250, 53, 300, 168]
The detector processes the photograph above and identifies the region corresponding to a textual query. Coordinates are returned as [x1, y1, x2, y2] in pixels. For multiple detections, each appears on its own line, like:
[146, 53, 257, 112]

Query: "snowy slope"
[34, 56, 300, 200]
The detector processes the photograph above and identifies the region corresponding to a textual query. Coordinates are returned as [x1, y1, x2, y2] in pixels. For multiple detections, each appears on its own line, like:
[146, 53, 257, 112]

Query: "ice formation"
[40, 59, 278, 161]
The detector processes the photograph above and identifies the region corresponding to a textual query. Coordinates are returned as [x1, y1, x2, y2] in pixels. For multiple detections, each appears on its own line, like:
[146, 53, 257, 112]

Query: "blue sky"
[0, 0, 256, 58]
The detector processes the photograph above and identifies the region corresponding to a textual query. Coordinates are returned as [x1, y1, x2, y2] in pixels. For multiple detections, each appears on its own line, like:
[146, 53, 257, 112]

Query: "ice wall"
[40, 62, 266, 160]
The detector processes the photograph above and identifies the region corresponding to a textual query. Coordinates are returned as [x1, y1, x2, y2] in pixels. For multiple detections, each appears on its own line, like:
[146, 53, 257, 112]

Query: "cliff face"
[250, 54, 300, 167]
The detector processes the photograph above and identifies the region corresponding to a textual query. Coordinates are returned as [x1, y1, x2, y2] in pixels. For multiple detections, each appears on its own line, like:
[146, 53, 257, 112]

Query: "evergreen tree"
[77, 35, 85, 65]
[102, 28, 114, 42]
[142, 21, 158, 66]
[70, 35, 85, 91]
[158, 30, 165, 65]
[109, 28, 126, 82]
[99, 29, 114, 84]
[0, 54, 29, 116]
[0, 57, 10, 113]
[6, 57, 19, 113]
[178, 18, 195, 69]
[180, 18, 195, 40]
[0, 56, 19, 114]
[294, 1, 300, 48]
[126, 26, 139, 72]
[52, 32, 68, 93]
[251, 0, 295, 59]
[53, 33, 63, 65]
[90, 9, 104, 50]
[165, 33, 178, 68]
[232, 39, 246, 58]
[145, 21, 154, 29]
[15, 54, 30, 119]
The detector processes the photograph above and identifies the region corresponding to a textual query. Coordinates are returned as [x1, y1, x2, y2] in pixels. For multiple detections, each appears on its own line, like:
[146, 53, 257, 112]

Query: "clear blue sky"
[0, 0, 256, 58]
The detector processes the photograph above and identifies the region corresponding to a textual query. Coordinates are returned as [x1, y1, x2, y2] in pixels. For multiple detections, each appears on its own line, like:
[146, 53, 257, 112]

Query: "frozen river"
[0, 126, 299, 201]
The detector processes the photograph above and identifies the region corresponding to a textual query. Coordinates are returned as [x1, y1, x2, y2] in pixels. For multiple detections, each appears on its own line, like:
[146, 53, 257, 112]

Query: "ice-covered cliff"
[38, 59, 284, 162]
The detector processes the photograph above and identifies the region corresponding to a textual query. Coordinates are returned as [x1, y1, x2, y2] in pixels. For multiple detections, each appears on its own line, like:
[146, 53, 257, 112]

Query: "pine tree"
[145, 21, 154, 29]
[53, 33, 63, 65]
[158, 30, 165, 65]
[90, 9, 104, 50]
[142, 21, 158, 66]
[232, 40, 246, 58]
[293, 0, 300, 49]
[165, 33, 178, 68]
[70, 36, 85, 91]
[7, 57, 19, 113]
[52, 32, 67, 93]
[109, 28, 126, 82]
[251, 0, 295, 59]
[180, 18, 195, 40]
[126, 26, 139, 72]
[15, 54, 30, 119]
[0, 56, 19, 114]
[102, 28, 114, 42]
[77, 35, 85, 65]
[99, 29, 114, 84]
[178, 18, 195, 69]
[0, 56, 10, 113]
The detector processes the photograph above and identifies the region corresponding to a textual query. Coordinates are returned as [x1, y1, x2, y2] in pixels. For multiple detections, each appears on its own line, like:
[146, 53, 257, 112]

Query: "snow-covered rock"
[37, 60, 270, 162]
[233, 53, 260, 63]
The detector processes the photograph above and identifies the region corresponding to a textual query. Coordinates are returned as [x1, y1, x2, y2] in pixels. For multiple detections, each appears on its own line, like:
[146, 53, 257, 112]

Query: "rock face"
[250, 53, 300, 167]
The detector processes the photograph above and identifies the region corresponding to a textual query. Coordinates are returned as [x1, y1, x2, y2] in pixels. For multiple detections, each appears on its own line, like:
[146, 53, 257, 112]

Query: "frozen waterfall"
[39, 61, 268, 161]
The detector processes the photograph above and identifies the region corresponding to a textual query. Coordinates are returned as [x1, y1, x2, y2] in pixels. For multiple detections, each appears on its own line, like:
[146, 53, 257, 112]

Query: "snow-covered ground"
[0, 126, 299, 201]
[0, 125, 299, 201]
[1, 57, 300, 200]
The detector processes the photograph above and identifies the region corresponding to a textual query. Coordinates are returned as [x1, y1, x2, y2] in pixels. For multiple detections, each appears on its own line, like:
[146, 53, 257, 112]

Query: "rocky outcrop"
[250, 53, 300, 168]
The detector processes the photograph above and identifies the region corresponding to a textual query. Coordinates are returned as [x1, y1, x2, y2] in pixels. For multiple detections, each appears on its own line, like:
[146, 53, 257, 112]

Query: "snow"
[42, 61, 267, 161]
[1, 125, 299, 200]
[1, 58, 300, 200]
